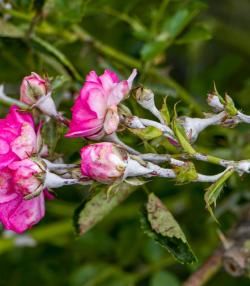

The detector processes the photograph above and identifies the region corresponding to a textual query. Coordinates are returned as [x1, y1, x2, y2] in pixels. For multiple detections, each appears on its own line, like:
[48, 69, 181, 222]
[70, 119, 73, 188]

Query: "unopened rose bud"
[135, 87, 165, 124]
[80, 143, 128, 184]
[207, 93, 224, 112]
[20, 72, 58, 118]
[20, 72, 48, 105]
[80, 142, 154, 184]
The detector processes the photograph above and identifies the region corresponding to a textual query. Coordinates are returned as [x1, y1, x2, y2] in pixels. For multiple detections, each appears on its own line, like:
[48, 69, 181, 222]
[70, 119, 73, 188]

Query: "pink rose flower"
[66, 69, 137, 140]
[0, 106, 38, 169]
[9, 159, 45, 197]
[20, 72, 48, 105]
[80, 142, 128, 183]
[0, 167, 46, 233]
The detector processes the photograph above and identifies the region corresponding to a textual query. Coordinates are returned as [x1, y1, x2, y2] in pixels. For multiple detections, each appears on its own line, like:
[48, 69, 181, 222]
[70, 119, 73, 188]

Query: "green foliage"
[1, 0, 250, 285]
[204, 168, 235, 222]
[74, 184, 136, 235]
[141, 193, 196, 264]
[129, 126, 163, 141]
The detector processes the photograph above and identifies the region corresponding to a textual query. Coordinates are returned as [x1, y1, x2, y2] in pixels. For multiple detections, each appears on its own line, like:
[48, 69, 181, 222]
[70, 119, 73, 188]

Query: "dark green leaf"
[141, 193, 196, 264]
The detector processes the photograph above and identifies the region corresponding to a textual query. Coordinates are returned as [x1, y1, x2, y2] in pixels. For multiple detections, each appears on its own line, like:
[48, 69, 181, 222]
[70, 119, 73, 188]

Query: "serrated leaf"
[160, 96, 171, 125]
[204, 168, 234, 222]
[175, 24, 212, 44]
[74, 184, 136, 235]
[141, 193, 196, 264]
[129, 126, 162, 141]
[174, 162, 198, 184]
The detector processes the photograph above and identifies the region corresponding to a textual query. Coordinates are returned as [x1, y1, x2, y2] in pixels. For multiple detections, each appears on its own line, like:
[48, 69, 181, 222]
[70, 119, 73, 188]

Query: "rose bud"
[80, 142, 154, 184]
[0, 106, 45, 169]
[80, 142, 128, 183]
[66, 69, 137, 140]
[20, 72, 58, 118]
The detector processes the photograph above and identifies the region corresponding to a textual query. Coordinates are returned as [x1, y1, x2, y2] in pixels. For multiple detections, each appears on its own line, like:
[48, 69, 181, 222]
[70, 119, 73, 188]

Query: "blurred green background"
[1, 0, 250, 285]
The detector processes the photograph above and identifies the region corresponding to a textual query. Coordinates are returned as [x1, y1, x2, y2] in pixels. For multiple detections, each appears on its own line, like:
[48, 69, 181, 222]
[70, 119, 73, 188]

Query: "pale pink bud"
[66, 69, 137, 140]
[80, 143, 128, 183]
[20, 72, 58, 117]
[20, 72, 48, 105]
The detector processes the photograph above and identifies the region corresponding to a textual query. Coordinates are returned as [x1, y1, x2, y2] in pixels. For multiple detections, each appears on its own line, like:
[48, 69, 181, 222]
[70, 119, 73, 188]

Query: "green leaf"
[175, 24, 212, 44]
[0, 19, 25, 38]
[31, 35, 82, 81]
[141, 2, 206, 60]
[141, 193, 196, 264]
[129, 126, 162, 141]
[171, 111, 196, 154]
[45, 0, 88, 23]
[204, 167, 234, 222]
[174, 162, 198, 184]
[161, 2, 206, 38]
[74, 184, 136, 235]
[150, 271, 180, 286]
[141, 41, 168, 61]
[224, 94, 238, 116]
[160, 96, 171, 125]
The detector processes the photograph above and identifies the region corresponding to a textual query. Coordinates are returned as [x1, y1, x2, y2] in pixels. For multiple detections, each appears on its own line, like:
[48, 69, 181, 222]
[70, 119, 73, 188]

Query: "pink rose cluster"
[0, 69, 137, 233]
[0, 106, 49, 233]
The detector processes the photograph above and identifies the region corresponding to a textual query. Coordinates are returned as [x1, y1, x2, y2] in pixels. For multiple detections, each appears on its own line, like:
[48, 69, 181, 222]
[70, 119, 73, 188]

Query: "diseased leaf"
[204, 167, 234, 222]
[129, 126, 162, 141]
[141, 193, 196, 264]
[74, 184, 136, 235]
